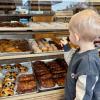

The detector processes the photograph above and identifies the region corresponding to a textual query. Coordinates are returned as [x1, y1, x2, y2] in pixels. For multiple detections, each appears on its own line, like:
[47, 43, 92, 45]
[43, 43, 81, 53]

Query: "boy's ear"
[74, 33, 80, 41]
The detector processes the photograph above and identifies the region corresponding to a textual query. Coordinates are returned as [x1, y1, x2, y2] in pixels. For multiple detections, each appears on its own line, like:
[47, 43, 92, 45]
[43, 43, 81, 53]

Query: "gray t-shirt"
[64, 49, 100, 100]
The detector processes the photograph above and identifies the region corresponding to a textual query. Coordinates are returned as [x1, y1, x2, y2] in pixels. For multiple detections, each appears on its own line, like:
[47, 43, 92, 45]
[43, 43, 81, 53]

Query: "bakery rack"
[0, 48, 65, 100]
[0, 24, 69, 100]
[0, 22, 68, 32]
[0, 22, 69, 60]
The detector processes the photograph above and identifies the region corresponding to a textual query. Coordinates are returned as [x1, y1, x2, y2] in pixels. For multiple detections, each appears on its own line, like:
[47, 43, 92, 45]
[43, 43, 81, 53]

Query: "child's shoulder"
[76, 50, 100, 76]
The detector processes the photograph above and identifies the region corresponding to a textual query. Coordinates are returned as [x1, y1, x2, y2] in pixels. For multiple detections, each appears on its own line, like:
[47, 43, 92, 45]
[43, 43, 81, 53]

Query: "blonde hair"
[69, 9, 100, 41]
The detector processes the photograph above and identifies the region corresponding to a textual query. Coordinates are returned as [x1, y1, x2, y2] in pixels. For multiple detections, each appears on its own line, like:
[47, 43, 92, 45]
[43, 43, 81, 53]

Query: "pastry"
[52, 70, 66, 74]
[50, 44, 58, 51]
[17, 80, 36, 93]
[18, 66, 28, 73]
[55, 58, 68, 71]
[33, 61, 45, 66]
[35, 67, 49, 73]
[0, 39, 30, 52]
[14, 40, 30, 51]
[29, 40, 38, 47]
[18, 74, 35, 82]
[15, 64, 28, 73]
[34, 66, 51, 76]
[11, 22, 27, 27]
[37, 41, 48, 52]
[32, 46, 42, 53]
[40, 79, 55, 88]
[3, 81, 15, 89]
[0, 88, 14, 96]
[29, 40, 42, 53]
[4, 65, 12, 70]
[37, 41, 44, 47]
[43, 42, 53, 51]
[55, 77, 65, 86]
[5, 47, 22, 52]
[34, 65, 47, 70]
[43, 42, 50, 48]
[4, 65, 17, 70]
[49, 41, 63, 50]
[5, 72, 18, 78]
[37, 73, 52, 80]
[36, 70, 50, 76]
[52, 66, 64, 71]
[33, 61, 50, 75]
[33, 61, 47, 68]
[41, 47, 48, 52]
[15, 64, 22, 68]
[35, 66, 47, 71]
[48, 46, 54, 51]
[0, 22, 27, 27]
[53, 73, 66, 79]
[47, 61, 66, 72]
[4, 75, 16, 82]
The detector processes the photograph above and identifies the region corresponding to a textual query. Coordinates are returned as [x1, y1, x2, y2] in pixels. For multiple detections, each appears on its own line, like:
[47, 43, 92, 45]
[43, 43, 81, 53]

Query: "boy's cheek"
[69, 35, 76, 45]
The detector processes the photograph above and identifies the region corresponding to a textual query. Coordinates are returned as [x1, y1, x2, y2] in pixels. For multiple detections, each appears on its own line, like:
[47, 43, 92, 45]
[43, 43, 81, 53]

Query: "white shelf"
[0, 22, 68, 32]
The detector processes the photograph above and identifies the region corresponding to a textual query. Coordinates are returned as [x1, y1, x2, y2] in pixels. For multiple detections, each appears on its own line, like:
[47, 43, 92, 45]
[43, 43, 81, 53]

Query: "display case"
[0, 0, 72, 99]
[0, 21, 69, 100]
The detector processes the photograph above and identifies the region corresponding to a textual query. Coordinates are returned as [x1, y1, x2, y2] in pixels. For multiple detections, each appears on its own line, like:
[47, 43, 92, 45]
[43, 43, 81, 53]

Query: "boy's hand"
[60, 37, 68, 47]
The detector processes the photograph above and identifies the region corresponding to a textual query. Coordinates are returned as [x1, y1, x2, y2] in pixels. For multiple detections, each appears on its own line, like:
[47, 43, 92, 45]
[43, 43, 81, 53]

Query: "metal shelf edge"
[0, 52, 64, 60]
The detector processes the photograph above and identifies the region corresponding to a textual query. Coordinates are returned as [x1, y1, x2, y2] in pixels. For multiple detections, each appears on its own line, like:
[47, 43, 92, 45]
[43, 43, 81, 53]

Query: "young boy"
[61, 9, 100, 100]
